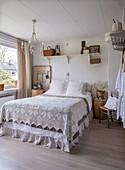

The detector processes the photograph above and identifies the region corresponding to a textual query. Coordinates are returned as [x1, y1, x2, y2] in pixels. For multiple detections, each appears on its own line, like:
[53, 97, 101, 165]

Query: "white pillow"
[65, 81, 86, 96]
[104, 96, 118, 110]
[45, 80, 66, 95]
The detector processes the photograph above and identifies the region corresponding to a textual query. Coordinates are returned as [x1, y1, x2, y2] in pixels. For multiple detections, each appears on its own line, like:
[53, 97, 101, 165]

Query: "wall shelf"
[44, 54, 89, 64]
[105, 30, 125, 51]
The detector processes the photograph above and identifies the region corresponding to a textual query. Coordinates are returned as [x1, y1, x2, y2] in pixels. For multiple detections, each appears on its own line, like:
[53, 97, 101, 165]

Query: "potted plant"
[93, 81, 108, 99]
[0, 84, 4, 91]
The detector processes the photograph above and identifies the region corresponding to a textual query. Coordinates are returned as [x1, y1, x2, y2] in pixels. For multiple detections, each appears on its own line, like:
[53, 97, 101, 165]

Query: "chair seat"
[99, 106, 116, 111]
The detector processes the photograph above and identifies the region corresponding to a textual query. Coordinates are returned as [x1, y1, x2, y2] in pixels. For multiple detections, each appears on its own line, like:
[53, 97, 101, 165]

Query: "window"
[0, 44, 17, 89]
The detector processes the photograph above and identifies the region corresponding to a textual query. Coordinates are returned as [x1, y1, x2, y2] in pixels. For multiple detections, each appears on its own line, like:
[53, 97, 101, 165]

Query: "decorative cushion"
[65, 81, 86, 96]
[45, 79, 67, 95]
[104, 96, 118, 110]
[86, 83, 92, 92]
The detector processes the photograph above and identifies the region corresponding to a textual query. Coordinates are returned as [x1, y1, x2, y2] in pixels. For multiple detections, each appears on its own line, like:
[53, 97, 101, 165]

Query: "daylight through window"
[0, 44, 17, 89]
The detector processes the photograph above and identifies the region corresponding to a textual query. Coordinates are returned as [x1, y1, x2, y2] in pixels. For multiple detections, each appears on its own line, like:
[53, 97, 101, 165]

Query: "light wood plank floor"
[0, 119, 125, 170]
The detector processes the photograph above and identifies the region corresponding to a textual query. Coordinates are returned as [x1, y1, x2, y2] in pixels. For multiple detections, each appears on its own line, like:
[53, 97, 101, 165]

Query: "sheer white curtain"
[17, 40, 32, 98]
[115, 48, 125, 127]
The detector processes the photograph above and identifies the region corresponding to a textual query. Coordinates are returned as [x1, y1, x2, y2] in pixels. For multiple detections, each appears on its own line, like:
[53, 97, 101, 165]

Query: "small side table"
[32, 89, 44, 97]
[93, 99, 106, 119]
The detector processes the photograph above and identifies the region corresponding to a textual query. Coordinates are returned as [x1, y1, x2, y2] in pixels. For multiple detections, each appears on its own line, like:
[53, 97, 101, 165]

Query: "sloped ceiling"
[0, 0, 123, 42]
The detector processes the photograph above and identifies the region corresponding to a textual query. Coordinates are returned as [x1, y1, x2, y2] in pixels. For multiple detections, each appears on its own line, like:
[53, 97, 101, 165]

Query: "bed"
[0, 80, 92, 152]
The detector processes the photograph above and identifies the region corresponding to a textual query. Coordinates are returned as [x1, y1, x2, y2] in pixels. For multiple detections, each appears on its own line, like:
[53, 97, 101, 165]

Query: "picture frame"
[89, 45, 100, 53]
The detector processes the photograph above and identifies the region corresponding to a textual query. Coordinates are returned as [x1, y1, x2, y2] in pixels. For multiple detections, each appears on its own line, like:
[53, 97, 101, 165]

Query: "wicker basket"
[44, 46, 55, 56]
[90, 58, 101, 64]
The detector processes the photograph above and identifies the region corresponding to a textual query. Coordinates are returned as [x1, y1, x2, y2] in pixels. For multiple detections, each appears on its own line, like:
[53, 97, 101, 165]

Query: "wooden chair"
[99, 91, 122, 128]
[99, 106, 116, 128]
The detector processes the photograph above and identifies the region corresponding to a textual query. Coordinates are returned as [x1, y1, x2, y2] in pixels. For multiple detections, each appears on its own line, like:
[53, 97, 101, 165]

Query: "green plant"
[93, 81, 108, 91]
[0, 68, 16, 88]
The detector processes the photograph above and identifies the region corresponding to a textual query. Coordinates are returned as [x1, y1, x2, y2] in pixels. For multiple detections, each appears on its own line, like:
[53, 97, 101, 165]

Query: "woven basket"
[44, 46, 55, 56]
[90, 58, 101, 64]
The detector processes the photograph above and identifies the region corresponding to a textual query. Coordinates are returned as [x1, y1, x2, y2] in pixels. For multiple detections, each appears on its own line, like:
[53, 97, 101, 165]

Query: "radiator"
[0, 95, 14, 108]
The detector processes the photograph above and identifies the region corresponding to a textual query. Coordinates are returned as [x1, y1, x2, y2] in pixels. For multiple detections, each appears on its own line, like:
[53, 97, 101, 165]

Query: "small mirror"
[33, 66, 51, 91]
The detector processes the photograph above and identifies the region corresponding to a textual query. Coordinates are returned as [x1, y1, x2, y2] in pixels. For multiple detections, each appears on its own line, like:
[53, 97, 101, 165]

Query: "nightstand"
[32, 89, 44, 97]
[93, 99, 106, 119]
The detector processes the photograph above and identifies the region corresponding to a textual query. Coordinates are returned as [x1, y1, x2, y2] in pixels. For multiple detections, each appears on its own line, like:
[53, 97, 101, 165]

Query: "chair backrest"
[111, 91, 118, 98]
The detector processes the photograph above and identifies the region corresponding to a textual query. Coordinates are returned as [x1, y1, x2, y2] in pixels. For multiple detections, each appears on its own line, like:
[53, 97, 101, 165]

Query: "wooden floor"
[0, 119, 125, 170]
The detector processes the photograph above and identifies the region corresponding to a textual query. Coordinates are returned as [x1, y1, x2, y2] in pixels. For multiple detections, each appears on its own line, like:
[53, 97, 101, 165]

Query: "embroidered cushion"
[104, 96, 118, 110]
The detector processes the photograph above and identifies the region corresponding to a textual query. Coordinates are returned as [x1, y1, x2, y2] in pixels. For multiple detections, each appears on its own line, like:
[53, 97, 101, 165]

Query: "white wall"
[34, 36, 108, 84]
[107, 43, 121, 92]
[33, 35, 123, 93]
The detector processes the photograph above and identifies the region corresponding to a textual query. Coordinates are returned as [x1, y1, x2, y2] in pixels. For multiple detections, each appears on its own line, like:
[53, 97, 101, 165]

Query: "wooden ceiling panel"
[0, 0, 123, 41]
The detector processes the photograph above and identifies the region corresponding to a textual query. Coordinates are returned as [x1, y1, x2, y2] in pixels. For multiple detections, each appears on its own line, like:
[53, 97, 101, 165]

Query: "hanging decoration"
[21, 19, 42, 55]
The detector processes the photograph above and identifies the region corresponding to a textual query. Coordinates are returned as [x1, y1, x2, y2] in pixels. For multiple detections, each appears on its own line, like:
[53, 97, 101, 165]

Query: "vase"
[96, 90, 105, 99]
[0, 84, 4, 91]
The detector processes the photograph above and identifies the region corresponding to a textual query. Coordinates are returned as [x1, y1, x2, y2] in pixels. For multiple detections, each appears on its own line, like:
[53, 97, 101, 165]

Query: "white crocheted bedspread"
[0, 95, 89, 140]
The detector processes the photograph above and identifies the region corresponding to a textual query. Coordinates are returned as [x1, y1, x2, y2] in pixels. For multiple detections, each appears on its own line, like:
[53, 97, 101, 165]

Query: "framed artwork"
[89, 45, 100, 53]
[33, 66, 51, 91]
